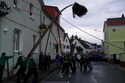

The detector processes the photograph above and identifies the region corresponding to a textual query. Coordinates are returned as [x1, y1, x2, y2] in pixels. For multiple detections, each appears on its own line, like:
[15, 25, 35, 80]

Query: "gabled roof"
[77, 39, 91, 49]
[64, 33, 70, 44]
[43, 5, 61, 14]
[106, 14, 125, 26]
[40, 5, 64, 32]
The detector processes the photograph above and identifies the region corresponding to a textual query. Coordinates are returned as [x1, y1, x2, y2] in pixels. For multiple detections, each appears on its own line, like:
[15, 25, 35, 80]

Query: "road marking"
[91, 76, 98, 83]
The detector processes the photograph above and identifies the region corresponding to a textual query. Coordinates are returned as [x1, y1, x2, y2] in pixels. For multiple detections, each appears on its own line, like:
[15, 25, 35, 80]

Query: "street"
[41, 62, 125, 83]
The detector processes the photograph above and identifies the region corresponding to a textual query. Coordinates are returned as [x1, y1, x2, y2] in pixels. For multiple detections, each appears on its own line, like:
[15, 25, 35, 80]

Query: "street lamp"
[61, 2, 88, 18]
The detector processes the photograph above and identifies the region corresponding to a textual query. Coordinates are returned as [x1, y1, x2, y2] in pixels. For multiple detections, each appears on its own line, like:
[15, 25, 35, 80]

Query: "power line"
[5, 2, 125, 51]
[61, 17, 125, 51]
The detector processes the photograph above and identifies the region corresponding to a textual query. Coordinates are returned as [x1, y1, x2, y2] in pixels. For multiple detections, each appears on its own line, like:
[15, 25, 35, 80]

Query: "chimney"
[122, 14, 124, 18]
[79, 38, 81, 40]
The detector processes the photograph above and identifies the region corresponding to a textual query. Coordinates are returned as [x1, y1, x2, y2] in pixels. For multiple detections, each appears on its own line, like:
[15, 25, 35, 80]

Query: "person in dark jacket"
[69, 54, 76, 73]
[61, 54, 70, 73]
[14, 55, 27, 83]
[0, 52, 13, 82]
[80, 54, 84, 71]
[23, 56, 38, 83]
[46, 53, 51, 70]
[87, 55, 93, 71]
[38, 51, 43, 70]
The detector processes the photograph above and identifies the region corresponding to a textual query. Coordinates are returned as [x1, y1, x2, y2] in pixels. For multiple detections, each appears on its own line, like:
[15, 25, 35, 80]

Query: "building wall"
[104, 22, 125, 66]
[108, 26, 125, 54]
[63, 36, 71, 53]
[39, 10, 65, 59]
[104, 24, 110, 56]
[0, 0, 41, 78]
[0, 0, 65, 78]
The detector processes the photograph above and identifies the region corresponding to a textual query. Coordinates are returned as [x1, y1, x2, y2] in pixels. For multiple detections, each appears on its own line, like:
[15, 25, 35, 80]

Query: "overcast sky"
[44, 0, 125, 44]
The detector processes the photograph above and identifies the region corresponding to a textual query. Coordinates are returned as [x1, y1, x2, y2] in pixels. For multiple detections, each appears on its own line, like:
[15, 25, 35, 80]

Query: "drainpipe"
[12, 29, 16, 76]
[0, 18, 2, 54]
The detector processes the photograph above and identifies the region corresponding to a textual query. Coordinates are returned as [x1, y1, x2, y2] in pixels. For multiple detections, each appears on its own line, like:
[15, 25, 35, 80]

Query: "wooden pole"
[44, 28, 51, 54]
[27, 3, 75, 58]
[57, 26, 63, 56]
[26, 23, 52, 58]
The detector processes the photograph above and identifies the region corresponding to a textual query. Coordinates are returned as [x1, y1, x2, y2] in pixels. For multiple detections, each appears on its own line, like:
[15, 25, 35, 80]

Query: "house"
[62, 33, 71, 54]
[43, 5, 61, 23]
[71, 35, 91, 54]
[0, 0, 65, 78]
[0, 0, 42, 78]
[85, 41, 97, 52]
[103, 14, 125, 66]
[40, 5, 65, 59]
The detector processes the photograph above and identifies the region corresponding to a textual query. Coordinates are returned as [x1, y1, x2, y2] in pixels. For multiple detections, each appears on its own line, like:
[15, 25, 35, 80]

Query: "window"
[67, 45, 69, 49]
[75, 42, 77, 44]
[112, 29, 116, 32]
[63, 45, 65, 49]
[14, 29, 22, 52]
[33, 35, 38, 53]
[13, 0, 18, 8]
[29, 3, 33, 16]
[66, 39, 67, 42]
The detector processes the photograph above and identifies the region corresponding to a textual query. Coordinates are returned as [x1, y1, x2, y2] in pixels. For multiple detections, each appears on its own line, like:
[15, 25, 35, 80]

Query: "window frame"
[13, 0, 18, 8]
[29, 3, 33, 16]
[14, 28, 23, 53]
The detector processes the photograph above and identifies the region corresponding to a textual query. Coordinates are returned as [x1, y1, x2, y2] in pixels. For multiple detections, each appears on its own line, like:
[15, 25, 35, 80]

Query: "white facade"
[63, 34, 71, 54]
[40, 19, 65, 59]
[72, 39, 86, 54]
[85, 42, 97, 52]
[0, 0, 65, 78]
[0, 0, 42, 78]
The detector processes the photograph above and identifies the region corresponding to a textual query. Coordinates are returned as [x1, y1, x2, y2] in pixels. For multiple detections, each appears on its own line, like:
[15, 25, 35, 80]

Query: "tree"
[76, 46, 83, 53]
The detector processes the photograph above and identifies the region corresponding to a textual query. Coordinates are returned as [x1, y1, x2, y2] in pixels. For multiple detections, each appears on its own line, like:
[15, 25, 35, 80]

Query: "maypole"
[26, 2, 88, 58]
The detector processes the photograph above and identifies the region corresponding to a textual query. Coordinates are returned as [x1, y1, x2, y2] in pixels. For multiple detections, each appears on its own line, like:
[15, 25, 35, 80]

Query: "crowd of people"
[55, 53, 93, 74]
[38, 52, 51, 71]
[0, 51, 94, 83]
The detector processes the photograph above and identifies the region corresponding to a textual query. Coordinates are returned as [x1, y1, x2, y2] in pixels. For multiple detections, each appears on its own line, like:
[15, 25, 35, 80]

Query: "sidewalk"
[3, 63, 58, 83]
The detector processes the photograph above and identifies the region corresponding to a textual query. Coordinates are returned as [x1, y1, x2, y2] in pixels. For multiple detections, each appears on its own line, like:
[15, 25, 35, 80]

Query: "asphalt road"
[41, 62, 125, 83]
